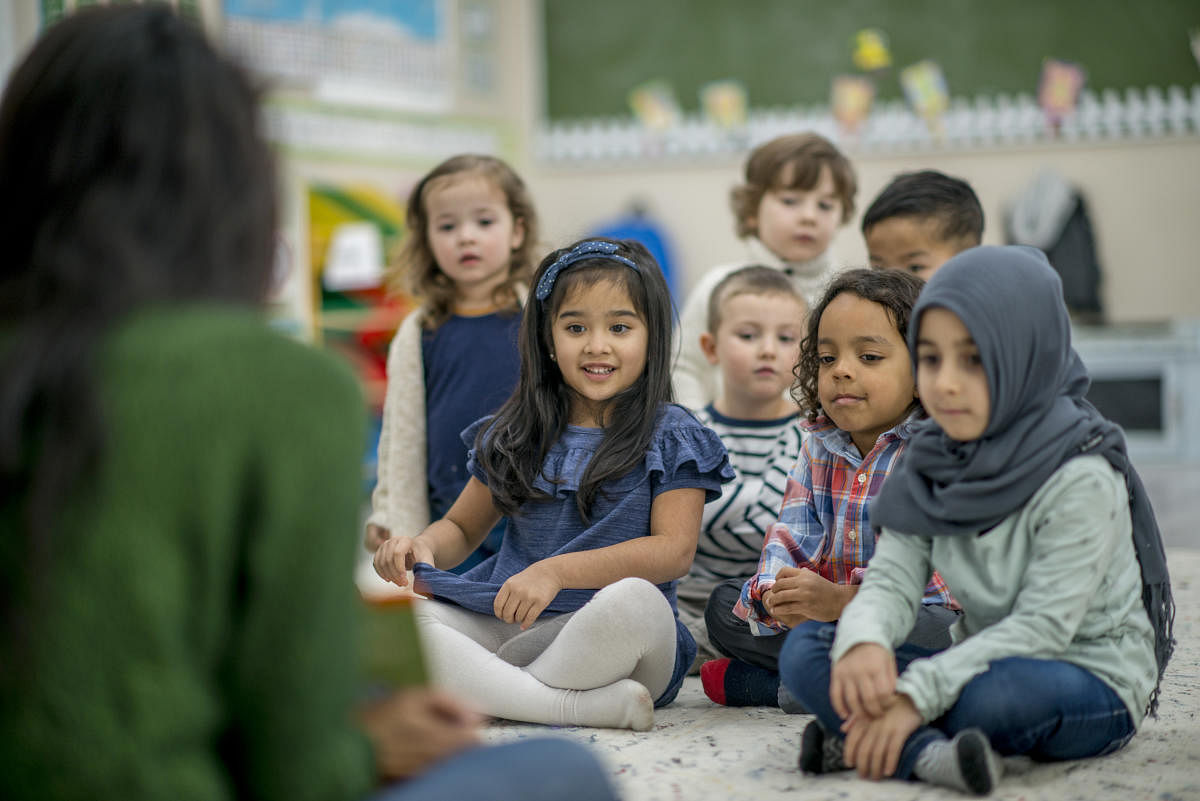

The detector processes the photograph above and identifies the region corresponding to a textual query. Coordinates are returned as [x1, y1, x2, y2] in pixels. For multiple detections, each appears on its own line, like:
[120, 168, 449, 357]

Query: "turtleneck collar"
[745, 236, 833, 279]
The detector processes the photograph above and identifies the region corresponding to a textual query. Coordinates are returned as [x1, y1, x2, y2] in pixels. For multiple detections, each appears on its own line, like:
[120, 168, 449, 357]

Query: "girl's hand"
[841, 694, 922, 780]
[373, 535, 435, 588]
[764, 566, 856, 626]
[359, 687, 482, 779]
[364, 523, 391, 552]
[494, 562, 563, 629]
[830, 642, 897, 721]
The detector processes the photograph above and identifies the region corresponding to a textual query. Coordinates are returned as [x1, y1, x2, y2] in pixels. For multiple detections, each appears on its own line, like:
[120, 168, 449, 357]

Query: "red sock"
[701, 657, 781, 707]
[700, 658, 730, 705]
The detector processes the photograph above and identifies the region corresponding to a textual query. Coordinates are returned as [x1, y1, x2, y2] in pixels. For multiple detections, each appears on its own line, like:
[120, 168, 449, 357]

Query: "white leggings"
[414, 577, 678, 730]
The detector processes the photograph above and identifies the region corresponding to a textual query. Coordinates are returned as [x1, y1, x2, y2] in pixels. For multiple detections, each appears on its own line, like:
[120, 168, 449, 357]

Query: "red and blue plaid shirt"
[735, 412, 955, 634]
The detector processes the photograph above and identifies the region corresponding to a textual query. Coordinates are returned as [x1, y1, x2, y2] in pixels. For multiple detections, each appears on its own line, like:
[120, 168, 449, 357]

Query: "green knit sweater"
[0, 307, 376, 800]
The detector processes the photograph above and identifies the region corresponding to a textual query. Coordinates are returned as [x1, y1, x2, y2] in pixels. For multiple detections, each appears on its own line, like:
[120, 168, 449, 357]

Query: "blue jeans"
[368, 738, 618, 801]
[780, 621, 1135, 778]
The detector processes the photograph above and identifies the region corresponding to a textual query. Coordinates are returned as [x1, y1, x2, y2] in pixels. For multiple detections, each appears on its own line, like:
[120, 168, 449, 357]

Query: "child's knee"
[596, 576, 666, 612]
[779, 620, 836, 674]
[413, 598, 452, 627]
[585, 578, 675, 641]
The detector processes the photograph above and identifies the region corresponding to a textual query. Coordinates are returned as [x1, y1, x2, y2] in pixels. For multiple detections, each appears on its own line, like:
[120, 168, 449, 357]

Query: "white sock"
[567, 678, 655, 731]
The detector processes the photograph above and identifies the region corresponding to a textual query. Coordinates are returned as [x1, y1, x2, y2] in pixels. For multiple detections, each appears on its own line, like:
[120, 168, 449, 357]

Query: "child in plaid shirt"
[702, 269, 958, 709]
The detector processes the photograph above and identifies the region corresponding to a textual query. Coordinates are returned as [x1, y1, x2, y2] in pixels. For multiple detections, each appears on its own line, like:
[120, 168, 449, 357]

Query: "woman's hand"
[364, 523, 390, 552]
[841, 694, 922, 780]
[830, 642, 897, 721]
[373, 535, 435, 589]
[494, 561, 563, 629]
[359, 688, 482, 779]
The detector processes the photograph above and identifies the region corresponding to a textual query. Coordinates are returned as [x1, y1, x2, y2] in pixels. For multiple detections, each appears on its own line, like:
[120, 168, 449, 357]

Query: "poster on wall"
[223, 0, 453, 112]
[629, 79, 682, 131]
[899, 59, 950, 136]
[308, 181, 415, 410]
[851, 28, 892, 72]
[1037, 58, 1087, 128]
[831, 74, 875, 136]
[700, 80, 747, 129]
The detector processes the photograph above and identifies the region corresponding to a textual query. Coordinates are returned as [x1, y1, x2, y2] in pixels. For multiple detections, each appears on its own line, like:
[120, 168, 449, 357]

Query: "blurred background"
[3, 0, 1199, 535]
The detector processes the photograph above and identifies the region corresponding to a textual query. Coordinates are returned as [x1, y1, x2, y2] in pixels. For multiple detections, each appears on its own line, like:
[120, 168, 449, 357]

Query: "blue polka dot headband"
[534, 240, 640, 305]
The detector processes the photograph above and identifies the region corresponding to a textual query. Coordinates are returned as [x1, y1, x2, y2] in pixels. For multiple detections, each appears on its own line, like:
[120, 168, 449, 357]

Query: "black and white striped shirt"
[684, 404, 805, 593]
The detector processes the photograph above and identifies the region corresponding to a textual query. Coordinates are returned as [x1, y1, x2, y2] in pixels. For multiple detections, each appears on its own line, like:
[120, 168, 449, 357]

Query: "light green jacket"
[832, 455, 1158, 727]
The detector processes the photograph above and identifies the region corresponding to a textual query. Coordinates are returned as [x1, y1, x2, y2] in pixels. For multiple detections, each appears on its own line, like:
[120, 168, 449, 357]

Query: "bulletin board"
[543, 0, 1200, 120]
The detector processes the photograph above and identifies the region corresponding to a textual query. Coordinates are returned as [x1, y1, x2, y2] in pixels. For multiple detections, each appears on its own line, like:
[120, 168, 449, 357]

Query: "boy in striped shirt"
[677, 266, 807, 670]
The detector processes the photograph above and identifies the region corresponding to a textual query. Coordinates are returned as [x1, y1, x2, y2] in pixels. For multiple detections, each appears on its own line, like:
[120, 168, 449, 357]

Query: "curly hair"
[391, 154, 539, 328]
[793, 269, 925, 422]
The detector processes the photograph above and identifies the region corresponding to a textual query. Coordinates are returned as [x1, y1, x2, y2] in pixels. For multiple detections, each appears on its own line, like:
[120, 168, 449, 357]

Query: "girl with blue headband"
[780, 246, 1173, 795]
[374, 238, 733, 729]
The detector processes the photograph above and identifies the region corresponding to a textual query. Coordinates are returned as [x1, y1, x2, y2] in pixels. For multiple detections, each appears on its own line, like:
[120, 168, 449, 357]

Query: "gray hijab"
[870, 245, 1173, 715]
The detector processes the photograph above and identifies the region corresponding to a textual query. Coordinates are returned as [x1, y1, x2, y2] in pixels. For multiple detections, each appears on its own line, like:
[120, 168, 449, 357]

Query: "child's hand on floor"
[830, 642, 897, 720]
[764, 566, 857, 626]
[841, 693, 922, 780]
[374, 535, 435, 589]
[494, 561, 564, 629]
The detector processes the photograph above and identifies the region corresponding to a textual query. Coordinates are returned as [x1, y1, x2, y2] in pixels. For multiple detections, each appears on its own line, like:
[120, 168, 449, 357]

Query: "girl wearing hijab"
[778, 246, 1174, 795]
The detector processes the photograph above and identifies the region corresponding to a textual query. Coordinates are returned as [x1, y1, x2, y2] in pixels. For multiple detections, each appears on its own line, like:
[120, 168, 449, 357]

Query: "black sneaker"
[798, 720, 847, 775]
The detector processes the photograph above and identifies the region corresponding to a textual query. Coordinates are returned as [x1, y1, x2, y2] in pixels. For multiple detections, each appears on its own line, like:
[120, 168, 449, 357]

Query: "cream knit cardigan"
[366, 290, 526, 540]
[366, 307, 431, 540]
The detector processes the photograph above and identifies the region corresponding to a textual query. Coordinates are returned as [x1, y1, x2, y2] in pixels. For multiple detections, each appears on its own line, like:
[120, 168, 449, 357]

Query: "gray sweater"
[833, 455, 1158, 727]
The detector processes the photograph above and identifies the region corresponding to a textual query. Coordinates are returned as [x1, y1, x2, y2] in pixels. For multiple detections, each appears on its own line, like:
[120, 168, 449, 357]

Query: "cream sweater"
[672, 239, 838, 411]
[366, 307, 431, 540]
[367, 291, 526, 542]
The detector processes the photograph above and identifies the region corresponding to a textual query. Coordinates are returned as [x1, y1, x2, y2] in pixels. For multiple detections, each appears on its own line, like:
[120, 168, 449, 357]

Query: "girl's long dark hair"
[793, 269, 925, 421]
[0, 5, 277, 639]
[474, 239, 675, 521]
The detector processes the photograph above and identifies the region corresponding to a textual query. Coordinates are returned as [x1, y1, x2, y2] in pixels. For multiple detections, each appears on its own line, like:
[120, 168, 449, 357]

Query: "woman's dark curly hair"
[792, 269, 925, 422]
[0, 4, 277, 642]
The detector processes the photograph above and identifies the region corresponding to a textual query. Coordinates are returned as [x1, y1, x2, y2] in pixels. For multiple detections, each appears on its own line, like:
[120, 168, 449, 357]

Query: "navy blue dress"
[422, 310, 521, 570]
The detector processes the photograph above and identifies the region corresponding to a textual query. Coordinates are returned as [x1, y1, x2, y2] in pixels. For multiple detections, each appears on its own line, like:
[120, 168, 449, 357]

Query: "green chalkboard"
[543, 0, 1200, 120]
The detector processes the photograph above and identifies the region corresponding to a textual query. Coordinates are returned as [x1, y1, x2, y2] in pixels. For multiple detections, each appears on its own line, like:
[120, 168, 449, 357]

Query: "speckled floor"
[482, 548, 1200, 800]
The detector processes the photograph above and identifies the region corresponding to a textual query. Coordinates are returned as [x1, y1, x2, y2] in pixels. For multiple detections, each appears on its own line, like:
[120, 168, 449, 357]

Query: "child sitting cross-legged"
[676, 266, 807, 670]
[373, 238, 734, 731]
[701, 269, 958, 710]
[783, 246, 1173, 796]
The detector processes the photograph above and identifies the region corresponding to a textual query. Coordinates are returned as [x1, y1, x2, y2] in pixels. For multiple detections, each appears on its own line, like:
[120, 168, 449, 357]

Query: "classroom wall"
[542, 0, 1200, 121]
[525, 137, 1200, 324]
[6, 1, 1197, 323]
